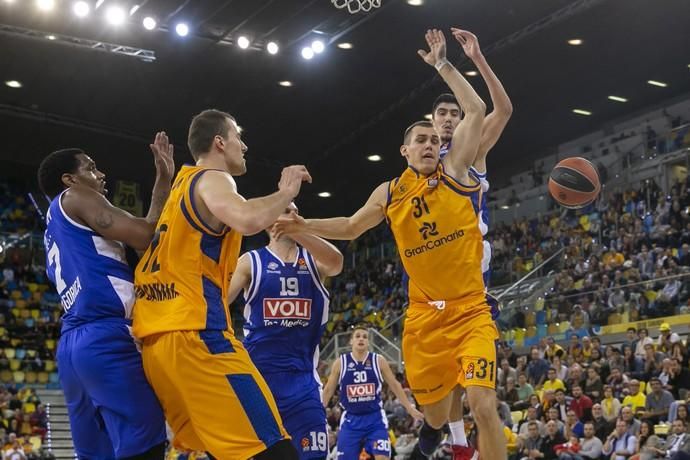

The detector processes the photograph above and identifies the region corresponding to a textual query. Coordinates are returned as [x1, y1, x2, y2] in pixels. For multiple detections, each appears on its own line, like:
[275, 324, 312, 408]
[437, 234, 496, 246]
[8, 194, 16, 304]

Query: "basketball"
[548, 157, 601, 209]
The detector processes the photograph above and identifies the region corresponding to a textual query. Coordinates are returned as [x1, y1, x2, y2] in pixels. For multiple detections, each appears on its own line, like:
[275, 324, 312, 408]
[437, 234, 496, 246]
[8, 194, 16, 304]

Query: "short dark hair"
[627, 327, 637, 333]
[649, 377, 661, 385]
[37, 148, 84, 199]
[548, 367, 557, 373]
[403, 120, 434, 144]
[571, 384, 582, 391]
[555, 389, 565, 395]
[187, 109, 234, 160]
[432, 93, 460, 116]
[351, 324, 369, 335]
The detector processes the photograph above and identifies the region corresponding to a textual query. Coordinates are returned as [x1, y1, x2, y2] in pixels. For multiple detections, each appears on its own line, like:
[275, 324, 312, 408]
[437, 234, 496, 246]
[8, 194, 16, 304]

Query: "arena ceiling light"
[278, 81, 293, 87]
[36, 0, 55, 11]
[407, 0, 424, 5]
[105, 5, 126, 26]
[465, 70, 478, 76]
[500, 205, 510, 210]
[129, 4, 139, 15]
[318, 192, 332, 198]
[311, 40, 325, 54]
[647, 80, 668, 88]
[608, 95, 628, 103]
[567, 38, 583, 46]
[367, 155, 382, 162]
[424, 113, 432, 120]
[73, 1, 90, 17]
[142, 16, 156, 31]
[175, 23, 189, 37]
[237, 36, 250, 49]
[4, 80, 22, 88]
[266, 41, 279, 55]
[337, 42, 353, 49]
[572, 109, 592, 116]
[301, 47, 314, 60]
[46, 34, 56, 40]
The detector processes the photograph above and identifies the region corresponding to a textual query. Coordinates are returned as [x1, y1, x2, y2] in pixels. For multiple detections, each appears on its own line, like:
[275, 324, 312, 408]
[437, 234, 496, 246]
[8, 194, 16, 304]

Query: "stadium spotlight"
[367, 155, 382, 162]
[175, 22, 189, 37]
[465, 70, 478, 76]
[311, 40, 325, 54]
[407, 0, 423, 5]
[318, 192, 331, 198]
[337, 42, 353, 49]
[142, 16, 156, 30]
[301, 47, 314, 60]
[266, 41, 279, 55]
[237, 36, 250, 49]
[129, 4, 139, 15]
[278, 81, 293, 87]
[647, 80, 668, 88]
[4, 80, 22, 88]
[46, 34, 56, 40]
[105, 5, 125, 25]
[73, 1, 90, 17]
[572, 109, 592, 116]
[4, 0, 16, 4]
[36, 0, 55, 11]
[567, 39, 583, 46]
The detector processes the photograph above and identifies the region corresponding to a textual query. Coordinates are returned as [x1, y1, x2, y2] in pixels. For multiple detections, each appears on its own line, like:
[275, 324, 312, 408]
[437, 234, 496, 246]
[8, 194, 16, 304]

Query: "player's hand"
[278, 165, 312, 199]
[407, 405, 424, 421]
[272, 213, 306, 239]
[451, 28, 483, 61]
[149, 131, 175, 182]
[417, 29, 447, 67]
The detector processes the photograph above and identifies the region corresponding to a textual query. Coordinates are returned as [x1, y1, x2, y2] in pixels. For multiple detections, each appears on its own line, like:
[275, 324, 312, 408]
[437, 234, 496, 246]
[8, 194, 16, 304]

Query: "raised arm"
[196, 165, 312, 236]
[322, 357, 342, 408]
[377, 355, 424, 420]
[418, 29, 486, 178]
[145, 131, 175, 225]
[451, 28, 513, 173]
[227, 253, 252, 304]
[274, 182, 388, 241]
[290, 233, 344, 278]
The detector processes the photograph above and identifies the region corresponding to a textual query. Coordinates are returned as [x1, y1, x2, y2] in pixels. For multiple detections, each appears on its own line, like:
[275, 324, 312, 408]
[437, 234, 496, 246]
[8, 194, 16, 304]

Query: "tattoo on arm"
[95, 211, 114, 229]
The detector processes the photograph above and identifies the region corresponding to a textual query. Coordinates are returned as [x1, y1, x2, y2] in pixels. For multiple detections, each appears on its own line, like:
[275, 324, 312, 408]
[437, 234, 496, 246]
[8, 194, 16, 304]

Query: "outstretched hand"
[417, 29, 447, 67]
[451, 28, 483, 61]
[278, 165, 312, 199]
[149, 131, 175, 181]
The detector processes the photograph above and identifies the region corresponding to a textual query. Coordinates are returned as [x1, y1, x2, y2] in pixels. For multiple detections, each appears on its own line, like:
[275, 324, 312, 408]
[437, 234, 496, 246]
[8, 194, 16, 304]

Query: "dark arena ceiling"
[1, 0, 689, 217]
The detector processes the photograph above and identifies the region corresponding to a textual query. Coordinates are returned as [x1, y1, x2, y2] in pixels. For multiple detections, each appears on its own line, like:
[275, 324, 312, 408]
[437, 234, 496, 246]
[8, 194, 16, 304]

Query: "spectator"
[498, 359, 518, 391]
[602, 419, 637, 460]
[608, 368, 629, 399]
[635, 329, 655, 358]
[547, 407, 566, 434]
[541, 420, 567, 460]
[567, 421, 603, 460]
[651, 419, 690, 459]
[515, 374, 535, 409]
[528, 348, 551, 388]
[553, 390, 571, 422]
[564, 410, 584, 439]
[622, 380, 647, 413]
[631, 420, 663, 460]
[2, 433, 26, 460]
[668, 358, 690, 399]
[518, 421, 543, 460]
[590, 404, 613, 442]
[623, 327, 638, 350]
[622, 406, 642, 437]
[601, 385, 622, 423]
[569, 385, 593, 422]
[643, 377, 675, 424]
[658, 323, 681, 353]
[584, 367, 603, 401]
[544, 369, 567, 393]
[546, 337, 566, 361]
[519, 406, 546, 437]
[552, 356, 569, 383]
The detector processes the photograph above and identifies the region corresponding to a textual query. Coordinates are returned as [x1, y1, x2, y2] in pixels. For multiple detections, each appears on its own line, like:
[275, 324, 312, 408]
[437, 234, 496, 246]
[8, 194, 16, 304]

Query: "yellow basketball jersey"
[132, 165, 242, 338]
[385, 163, 485, 305]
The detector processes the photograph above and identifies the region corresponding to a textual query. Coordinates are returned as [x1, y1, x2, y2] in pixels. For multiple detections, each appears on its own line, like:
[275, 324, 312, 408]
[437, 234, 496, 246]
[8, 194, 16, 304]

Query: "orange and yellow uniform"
[385, 162, 499, 405]
[133, 165, 288, 459]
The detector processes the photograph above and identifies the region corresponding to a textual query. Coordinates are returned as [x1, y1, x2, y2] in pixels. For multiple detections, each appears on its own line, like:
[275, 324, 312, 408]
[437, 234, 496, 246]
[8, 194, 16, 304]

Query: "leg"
[466, 386, 506, 460]
[448, 386, 469, 446]
[364, 414, 392, 460]
[336, 416, 366, 460]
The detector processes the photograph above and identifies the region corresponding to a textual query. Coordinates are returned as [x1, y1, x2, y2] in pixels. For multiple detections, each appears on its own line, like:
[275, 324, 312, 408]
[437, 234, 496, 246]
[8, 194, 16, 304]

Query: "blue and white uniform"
[336, 352, 390, 458]
[43, 190, 165, 459]
[243, 246, 330, 459]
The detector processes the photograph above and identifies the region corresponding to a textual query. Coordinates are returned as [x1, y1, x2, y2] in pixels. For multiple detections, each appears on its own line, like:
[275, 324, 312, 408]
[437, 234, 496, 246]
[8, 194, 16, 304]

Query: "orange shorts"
[402, 298, 499, 405]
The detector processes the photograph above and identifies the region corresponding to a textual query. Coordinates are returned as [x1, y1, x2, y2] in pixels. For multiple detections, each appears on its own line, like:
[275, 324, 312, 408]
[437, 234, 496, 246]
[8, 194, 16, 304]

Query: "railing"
[320, 327, 403, 367]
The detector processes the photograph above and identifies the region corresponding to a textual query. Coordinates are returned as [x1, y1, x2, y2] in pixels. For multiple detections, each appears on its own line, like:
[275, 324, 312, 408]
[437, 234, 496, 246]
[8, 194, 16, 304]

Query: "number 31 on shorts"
[464, 357, 496, 382]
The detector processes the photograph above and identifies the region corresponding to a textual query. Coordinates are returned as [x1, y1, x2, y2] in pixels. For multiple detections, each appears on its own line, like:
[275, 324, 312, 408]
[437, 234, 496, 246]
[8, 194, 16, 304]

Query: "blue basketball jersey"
[243, 246, 329, 375]
[43, 191, 135, 333]
[338, 352, 384, 415]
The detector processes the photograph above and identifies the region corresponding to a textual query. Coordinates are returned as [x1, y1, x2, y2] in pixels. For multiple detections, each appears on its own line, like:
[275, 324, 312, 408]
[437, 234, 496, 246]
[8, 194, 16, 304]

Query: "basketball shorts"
[141, 330, 289, 459]
[262, 371, 328, 459]
[337, 411, 391, 459]
[402, 297, 499, 405]
[57, 319, 166, 459]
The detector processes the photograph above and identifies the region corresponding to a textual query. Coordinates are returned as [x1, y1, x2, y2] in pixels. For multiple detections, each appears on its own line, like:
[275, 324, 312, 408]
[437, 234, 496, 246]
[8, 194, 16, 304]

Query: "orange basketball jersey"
[133, 165, 242, 338]
[385, 162, 485, 305]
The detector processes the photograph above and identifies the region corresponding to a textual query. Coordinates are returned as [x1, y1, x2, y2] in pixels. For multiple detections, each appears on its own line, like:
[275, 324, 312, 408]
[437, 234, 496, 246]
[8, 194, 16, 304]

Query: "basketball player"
[226, 202, 344, 459]
[274, 30, 507, 460]
[132, 109, 311, 459]
[322, 326, 423, 459]
[37, 132, 174, 459]
[428, 28, 513, 459]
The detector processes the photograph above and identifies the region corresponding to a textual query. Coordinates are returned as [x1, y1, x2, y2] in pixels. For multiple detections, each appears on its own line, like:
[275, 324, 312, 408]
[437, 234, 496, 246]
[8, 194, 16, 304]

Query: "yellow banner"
[600, 314, 690, 335]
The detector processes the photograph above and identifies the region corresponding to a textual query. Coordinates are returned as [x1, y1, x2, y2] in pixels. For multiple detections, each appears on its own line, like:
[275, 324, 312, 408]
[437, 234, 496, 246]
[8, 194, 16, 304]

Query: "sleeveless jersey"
[43, 191, 135, 333]
[338, 352, 384, 415]
[132, 165, 242, 338]
[242, 246, 329, 375]
[385, 162, 485, 304]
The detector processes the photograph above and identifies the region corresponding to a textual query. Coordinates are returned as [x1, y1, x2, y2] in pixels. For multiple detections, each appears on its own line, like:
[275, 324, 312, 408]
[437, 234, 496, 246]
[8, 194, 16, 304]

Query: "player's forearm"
[145, 172, 172, 225]
[473, 54, 513, 116]
[304, 217, 361, 240]
[219, 190, 293, 235]
[290, 233, 344, 276]
[322, 383, 337, 407]
[438, 62, 486, 115]
[389, 380, 416, 413]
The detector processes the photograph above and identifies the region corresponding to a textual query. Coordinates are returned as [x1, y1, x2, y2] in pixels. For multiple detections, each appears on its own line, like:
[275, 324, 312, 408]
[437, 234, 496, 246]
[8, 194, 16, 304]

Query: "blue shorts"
[263, 371, 328, 459]
[57, 319, 166, 459]
[337, 411, 390, 459]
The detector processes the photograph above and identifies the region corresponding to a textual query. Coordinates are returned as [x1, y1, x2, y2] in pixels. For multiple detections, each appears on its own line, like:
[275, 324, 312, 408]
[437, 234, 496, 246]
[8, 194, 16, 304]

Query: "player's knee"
[424, 410, 447, 429]
[253, 439, 298, 460]
[467, 388, 497, 424]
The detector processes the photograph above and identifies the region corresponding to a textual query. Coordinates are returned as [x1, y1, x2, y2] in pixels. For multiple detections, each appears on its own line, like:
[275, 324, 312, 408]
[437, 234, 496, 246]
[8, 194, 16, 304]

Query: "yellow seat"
[26, 350, 36, 358]
[608, 313, 622, 325]
[525, 312, 536, 327]
[10, 290, 22, 300]
[27, 283, 38, 293]
[23, 402, 36, 414]
[19, 309, 30, 319]
[15, 300, 27, 309]
[514, 329, 526, 341]
[511, 410, 524, 426]
[525, 326, 537, 338]
[37, 372, 49, 384]
[558, 321, 570, 332]
[45, 340, 55, 351]
[10, 309, 20, 318]
[10, 338, 22, 347]
[3, 348, 15, 359]
[29, 436, 42, 451]
[30, 310, 39, 319]
[0, 370, 12, 383]
[547, 323, 559, 335]
[44, 360, 56, 372]
[12, 371, 25, 383]
[24, 373, 37, 385]
[655, 424, 669, 435]
[9, 359, 21, 371]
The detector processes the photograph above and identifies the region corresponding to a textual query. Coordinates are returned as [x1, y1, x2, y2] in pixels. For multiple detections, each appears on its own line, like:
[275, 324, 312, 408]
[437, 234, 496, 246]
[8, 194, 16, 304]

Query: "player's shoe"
[452, 444, 479, 460]
[418, 421, 442, 456]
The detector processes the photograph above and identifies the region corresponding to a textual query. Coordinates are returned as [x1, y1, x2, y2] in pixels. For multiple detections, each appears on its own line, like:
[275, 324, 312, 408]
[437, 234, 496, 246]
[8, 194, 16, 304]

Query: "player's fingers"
[417, 49, 428, 59]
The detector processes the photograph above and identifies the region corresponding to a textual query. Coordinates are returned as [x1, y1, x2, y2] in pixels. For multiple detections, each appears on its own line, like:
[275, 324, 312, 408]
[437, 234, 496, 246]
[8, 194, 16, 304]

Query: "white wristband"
[435, 58, 450, 72]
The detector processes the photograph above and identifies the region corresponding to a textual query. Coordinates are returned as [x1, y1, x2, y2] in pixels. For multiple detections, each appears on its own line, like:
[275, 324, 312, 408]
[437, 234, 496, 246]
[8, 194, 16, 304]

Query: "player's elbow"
[128, 221, 156, 251]
[324, 253, 344, 277]
[233, 219, 265, 236]
[465, 98, 487, 115]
